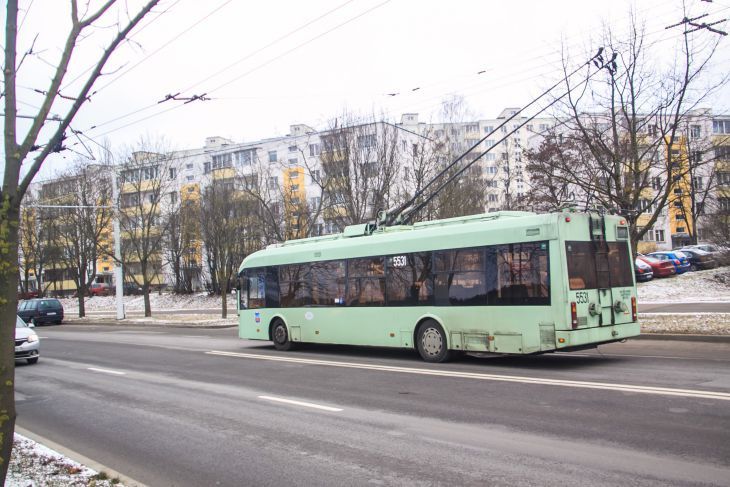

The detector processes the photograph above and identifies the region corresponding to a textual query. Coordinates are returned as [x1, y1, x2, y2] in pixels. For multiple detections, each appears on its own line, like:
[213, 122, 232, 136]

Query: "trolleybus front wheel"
[271, 319, 294, 351]
[416, 320, 452, 363]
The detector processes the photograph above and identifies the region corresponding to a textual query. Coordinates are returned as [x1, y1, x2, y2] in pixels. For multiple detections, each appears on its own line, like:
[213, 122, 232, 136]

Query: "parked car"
[647, 251, 691, 274]
[17, 298, 64, 326]
[15, 315, 40, 364]
[636, 255, 676, 278]
[89, 282, 111, 296]
[683, 244, 730, 266]
[123, 282, 143, 295]
[678, 248, 718, 271]
[634, 258, 654, 282]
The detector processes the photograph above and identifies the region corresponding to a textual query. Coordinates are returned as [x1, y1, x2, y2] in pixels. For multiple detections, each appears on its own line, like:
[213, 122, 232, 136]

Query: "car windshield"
[674, 251, 686, 258]
[641, 255, 661, 263]
[16, 316, 28, 328]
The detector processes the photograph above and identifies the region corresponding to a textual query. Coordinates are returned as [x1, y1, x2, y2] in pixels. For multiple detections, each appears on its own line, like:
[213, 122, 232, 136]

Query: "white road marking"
[257, 395, 343, 412]
[555, 352, 730, 362]
[207, 351, 730, 402]
[87, 367, 126, 376]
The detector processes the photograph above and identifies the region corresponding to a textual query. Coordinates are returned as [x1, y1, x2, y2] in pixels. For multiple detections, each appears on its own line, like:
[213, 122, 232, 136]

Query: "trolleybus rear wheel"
[416, 320, 452, 363]
[272, 319, 294, 351]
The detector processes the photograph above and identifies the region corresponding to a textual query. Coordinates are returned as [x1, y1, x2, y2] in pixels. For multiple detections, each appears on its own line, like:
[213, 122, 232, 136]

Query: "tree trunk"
[0, 202, 21, 484]
[78, 291, 86, 318]
[220, 275, 228, 319]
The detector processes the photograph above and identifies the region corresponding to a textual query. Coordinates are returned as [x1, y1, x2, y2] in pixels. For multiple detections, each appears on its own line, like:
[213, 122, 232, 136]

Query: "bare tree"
[165, 193, 201, 293]
[52, 163, 114, 317]
[319, 111, 401, 229]
[116, 141, 179, 317]
[200, 182, 259, 317]
[524, 11, 727, 254]
[0, 2, 161, 479]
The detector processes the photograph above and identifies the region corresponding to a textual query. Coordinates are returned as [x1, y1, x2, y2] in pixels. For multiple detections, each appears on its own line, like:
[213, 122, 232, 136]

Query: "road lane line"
[258, 395, 343, 412]
[555, 352, 730, 362]
[87, 367, 126, 376]
[206, 351, 730, 401]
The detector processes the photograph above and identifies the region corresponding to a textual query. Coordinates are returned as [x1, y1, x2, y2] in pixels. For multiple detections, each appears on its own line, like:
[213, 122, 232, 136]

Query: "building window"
[692, 176, 704, 189]
[309, 144, 320, 156]
[690, 125, 701, 138]
[268, 151, 277, 162]
[655, 229, 665, 241]
[186, 163, 194, 169]
[288, 145, 297, 152]
[488, 194, 498, 202]
[718, 197, 730, 211]
[713, 120, 730, 134]
[310, 196, 321, 209]
[268, 177, 278, 189]
[170, 191, 177, 204]
[311, 170, 321, 183]
[212, 153, 232, 170]
[539, 124, 548, 132]
[465, 124, 479, 133]
[169, 168, 176, 179]
[288, 158, 298, 165]
[717, 172, 730, 185]
[715, 146, 730, 160]
[651, 176, 662, 190]
[483, 126, 493, 134]
[357, 134, 376, 149]
[186, 175, 194, 181]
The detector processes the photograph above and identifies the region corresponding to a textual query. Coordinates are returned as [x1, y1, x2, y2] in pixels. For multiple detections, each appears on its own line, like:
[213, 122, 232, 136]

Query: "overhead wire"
[69, 0, 727, 152]
[79, 0, 391, 139]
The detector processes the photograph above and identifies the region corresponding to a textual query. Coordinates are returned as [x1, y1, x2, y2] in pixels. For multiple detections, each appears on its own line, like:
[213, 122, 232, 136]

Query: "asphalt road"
[15, 325, 730, 487]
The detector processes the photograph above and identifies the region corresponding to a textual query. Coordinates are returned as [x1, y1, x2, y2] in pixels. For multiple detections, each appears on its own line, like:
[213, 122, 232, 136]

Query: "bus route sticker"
[254, 312, 260, 323]
[305, 311, 314, 321]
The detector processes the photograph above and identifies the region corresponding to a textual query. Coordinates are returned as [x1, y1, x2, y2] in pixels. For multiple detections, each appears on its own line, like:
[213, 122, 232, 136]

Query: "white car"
[15, 316, 40, 364]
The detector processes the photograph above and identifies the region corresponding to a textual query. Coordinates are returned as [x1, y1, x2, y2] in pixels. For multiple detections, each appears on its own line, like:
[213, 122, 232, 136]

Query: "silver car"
[15, 316, 40, 364]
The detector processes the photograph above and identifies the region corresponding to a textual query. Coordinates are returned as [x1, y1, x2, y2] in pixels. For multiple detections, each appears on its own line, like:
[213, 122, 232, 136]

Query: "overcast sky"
[3, 0, 729, 182]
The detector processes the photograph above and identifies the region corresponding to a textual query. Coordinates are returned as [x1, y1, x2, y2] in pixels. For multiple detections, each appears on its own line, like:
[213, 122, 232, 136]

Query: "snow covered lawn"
[7, 433, 124, 487]
[636, 267, 730, 303]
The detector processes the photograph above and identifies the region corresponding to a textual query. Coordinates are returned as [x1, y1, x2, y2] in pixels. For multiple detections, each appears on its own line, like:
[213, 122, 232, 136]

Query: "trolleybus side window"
[280, 264, 312, 307]
[347, 257, 385, 306]
[265, 266, 280, 308]
[386, 252, 434, 306]
[490, 242, 550, 305]
[434, 247, 487, 306]
[311, 260, 346, 306]
[240, 268, 266, 309]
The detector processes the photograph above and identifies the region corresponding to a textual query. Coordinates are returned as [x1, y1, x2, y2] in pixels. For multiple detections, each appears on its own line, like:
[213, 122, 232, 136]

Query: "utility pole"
[111, 168, 125, 319]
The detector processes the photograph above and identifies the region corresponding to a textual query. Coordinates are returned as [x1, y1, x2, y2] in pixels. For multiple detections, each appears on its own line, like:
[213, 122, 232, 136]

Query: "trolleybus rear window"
[566, 241, 633, 290]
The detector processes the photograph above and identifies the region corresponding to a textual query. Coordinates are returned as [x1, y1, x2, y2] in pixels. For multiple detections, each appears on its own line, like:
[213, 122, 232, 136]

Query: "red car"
[637, 255, 676, 278]
[89, 282, 111, 296]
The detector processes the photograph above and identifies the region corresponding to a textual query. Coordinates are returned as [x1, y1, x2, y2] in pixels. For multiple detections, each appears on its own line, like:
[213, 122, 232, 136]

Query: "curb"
[634, 333, 730, 343]
[15, 426, 147, 487]
[62, 319, 237, 329]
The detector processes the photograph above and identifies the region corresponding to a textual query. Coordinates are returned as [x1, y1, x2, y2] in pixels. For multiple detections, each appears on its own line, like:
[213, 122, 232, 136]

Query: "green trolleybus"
[236, 209, 639, 362]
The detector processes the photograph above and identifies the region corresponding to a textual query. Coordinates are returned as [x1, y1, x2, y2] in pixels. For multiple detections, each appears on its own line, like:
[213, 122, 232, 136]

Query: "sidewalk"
[64, 313, 237, 328]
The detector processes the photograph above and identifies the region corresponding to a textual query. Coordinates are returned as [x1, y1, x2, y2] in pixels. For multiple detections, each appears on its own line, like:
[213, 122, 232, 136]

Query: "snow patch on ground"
[7, 433, 124, 487]
[636, 267, 730, 303]
[641, 313, 730, 335]
[58, 292, 232, 312]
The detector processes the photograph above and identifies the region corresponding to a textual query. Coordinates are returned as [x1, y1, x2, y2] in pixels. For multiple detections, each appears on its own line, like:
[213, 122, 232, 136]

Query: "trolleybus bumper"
[555, 322, 640, 350]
